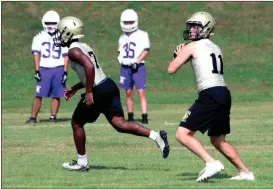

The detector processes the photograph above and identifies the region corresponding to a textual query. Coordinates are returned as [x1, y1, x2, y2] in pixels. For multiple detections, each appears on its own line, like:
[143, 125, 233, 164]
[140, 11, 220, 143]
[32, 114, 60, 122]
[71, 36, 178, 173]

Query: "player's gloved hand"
[131, 63, 139, 73]
[62, 72, 68, 84]
[34, 71, 41, 81]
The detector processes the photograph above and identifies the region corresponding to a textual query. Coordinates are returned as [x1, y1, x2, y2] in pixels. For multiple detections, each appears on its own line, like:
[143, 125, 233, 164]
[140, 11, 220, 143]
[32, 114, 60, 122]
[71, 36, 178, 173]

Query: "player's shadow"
[90, 165, 128, 170]
[39, 117, 71, 123]
[177, 172, 231, 182]
[90, 165, 170, 171]
[134, 118, 150, 123]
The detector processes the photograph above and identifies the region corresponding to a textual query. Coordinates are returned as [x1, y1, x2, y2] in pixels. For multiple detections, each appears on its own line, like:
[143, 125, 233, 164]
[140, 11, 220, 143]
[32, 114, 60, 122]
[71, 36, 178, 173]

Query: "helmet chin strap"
[48, 29, 57, 36]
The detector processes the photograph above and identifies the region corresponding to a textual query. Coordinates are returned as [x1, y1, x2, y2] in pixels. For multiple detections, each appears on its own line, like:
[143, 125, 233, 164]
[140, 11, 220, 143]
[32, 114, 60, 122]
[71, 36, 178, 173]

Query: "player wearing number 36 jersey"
[53, 16, 170, 172]
[168, 12, 254, 182]
[117, 9, 150, 124]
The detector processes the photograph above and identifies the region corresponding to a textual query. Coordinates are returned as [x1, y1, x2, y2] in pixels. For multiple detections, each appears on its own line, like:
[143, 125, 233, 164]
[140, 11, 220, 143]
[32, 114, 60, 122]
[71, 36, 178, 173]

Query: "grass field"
[2, 1, 273, 188]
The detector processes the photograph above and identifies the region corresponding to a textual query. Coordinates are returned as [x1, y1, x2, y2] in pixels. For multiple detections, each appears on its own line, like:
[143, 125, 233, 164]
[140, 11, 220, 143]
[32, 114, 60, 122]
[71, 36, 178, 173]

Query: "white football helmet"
[183, 12, 215, 40]
[42, 10, 60, 34]
[53, 16, 84, 47]
[120, 9, 138, 32]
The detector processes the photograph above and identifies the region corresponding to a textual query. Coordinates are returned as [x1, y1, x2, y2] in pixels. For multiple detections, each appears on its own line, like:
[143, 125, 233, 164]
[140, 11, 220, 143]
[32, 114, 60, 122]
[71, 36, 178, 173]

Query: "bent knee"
[210, 136, 225, 147]
[71, 120, 83, 129]
[176, 127, 194, 142]
[111, 117, 127, 133]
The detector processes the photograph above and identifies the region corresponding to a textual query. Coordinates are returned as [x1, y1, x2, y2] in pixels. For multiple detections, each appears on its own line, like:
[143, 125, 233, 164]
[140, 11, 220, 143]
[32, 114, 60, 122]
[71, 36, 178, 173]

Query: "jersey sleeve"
[31, 35, 41, 55]
[118, 36, 122, 53]
[62, 47, 68, 57]
[117, 37, 122, 63]
[142, 32, 150, 51]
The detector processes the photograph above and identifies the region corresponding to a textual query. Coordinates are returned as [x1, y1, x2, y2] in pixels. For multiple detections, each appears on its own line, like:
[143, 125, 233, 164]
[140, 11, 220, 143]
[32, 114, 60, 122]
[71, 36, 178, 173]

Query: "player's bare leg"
[176, 127, 215, 163]
[26, 97, 42, 123]
[50, 98, 60, 122]
[210, 135, 254, 180]
[137, 89, 148, 124]
[110, 115, 169, 158]
[31, 97, 42, 118]
[125, 89, 134, 121]
[176, 127, 224, 182]
[63, 120, 89, 171]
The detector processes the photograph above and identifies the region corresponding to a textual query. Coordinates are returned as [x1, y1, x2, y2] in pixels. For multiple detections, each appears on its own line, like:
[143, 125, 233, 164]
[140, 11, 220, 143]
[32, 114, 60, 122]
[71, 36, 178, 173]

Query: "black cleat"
[49, 116, 57, 122]
[157, 130, 170, 159]
[141, 113, 149, 124]
[25, 117, 37, 124]
[127, 112, 134, 122]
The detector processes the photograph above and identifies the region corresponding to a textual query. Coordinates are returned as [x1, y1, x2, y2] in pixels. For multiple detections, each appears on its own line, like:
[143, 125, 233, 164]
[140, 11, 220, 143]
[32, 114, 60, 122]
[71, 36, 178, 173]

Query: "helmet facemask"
[53, 28, 65, 47]
[43, 22, 58, 34]
[183, 22, 206, 40]
[120, 9, 138, 33]
[120, 20, 138, 32]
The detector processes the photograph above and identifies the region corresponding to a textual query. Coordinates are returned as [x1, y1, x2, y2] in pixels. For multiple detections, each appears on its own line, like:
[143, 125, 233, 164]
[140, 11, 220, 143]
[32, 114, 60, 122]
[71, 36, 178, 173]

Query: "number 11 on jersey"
[210, 53, 224, 74]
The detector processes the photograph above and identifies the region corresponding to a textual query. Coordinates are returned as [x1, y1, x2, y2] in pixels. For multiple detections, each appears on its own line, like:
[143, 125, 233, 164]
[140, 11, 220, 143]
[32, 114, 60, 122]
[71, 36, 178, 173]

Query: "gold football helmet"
[54, 16, 84, 47]
[183, 12, 215, 40]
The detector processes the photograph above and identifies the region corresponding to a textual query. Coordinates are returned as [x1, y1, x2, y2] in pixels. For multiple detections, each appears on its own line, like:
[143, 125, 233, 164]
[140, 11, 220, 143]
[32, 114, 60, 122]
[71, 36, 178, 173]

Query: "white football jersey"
[69, 42, 106, 87]
[31, 31, 68, 68]
[118, 29, 150, 66]
[191, 39, 226, 93]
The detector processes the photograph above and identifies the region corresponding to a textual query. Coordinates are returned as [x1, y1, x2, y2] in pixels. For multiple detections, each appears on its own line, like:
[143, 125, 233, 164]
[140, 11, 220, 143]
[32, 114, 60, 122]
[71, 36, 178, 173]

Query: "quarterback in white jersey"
[117, 9, 150, 124]
[26, 10, 69, 124]
[53, 16, 170, 172]
[168, 12, 254, 182]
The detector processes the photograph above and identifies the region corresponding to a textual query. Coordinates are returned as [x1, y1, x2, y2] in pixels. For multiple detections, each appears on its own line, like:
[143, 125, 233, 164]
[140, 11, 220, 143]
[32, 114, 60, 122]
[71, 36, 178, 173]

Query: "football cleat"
[49, 116, 57, 122]
[230, 171, 255, 181]
[196, 160, 224, 182]
[155, 130, 170, 159]
[25, 117, 37, 124]
[63, 160, 89, 172]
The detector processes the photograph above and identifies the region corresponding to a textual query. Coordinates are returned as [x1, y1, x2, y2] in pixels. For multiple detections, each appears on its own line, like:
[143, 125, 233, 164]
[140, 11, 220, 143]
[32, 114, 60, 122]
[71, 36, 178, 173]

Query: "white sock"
[77, 154, 88, 166]
[149, 130, 158, 141]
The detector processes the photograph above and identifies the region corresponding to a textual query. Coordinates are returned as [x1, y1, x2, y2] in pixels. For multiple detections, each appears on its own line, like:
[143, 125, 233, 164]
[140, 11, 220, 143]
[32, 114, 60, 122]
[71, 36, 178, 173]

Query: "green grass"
[2, 1, 273, 188]
[2, 102, 273, 188]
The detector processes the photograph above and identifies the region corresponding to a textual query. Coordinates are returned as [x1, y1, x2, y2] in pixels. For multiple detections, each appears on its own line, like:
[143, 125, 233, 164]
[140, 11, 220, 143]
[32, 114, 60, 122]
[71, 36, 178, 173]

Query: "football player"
[117, 9, 150, 124]
[53, 16, 170, 171]
[26, 10, 68, 123]
[168, 12, 254, 182]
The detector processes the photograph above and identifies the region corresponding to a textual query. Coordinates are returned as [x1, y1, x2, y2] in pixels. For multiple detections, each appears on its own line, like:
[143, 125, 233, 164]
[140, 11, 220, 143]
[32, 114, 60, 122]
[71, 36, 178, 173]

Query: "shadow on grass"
[89, 165, 170, 171]
[39, 117, 71, 123]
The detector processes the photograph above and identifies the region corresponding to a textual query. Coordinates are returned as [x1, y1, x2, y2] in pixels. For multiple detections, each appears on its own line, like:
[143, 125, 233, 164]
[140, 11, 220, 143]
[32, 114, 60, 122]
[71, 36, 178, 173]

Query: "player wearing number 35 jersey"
[168, 12, 254, 182]
[53, 16, 169, 171]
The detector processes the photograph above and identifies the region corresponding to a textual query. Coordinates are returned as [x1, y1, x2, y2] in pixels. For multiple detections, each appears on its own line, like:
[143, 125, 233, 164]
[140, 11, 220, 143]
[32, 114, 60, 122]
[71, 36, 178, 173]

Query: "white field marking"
[7, 121, 179, 129]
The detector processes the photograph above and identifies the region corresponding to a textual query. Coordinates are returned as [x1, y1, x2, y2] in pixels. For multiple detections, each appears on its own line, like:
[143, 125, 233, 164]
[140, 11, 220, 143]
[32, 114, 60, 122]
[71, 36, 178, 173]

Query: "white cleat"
[196, 160, 224, 182]
[155, 130, 170, 159]
[63, 160, 89, 171]
[230, 171, 255, 181]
